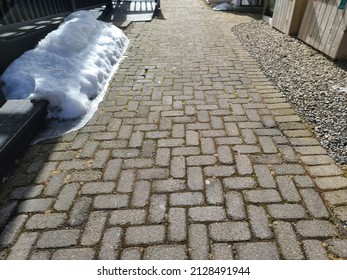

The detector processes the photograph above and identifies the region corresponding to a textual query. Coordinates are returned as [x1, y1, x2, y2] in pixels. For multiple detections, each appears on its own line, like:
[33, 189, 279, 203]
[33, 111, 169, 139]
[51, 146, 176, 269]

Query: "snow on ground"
[1, 10, 129, 142]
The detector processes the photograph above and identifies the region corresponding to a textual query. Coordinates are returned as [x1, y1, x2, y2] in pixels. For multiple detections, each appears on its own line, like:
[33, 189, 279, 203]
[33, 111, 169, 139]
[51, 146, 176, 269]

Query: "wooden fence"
[272, 0, 307, 35]
[298, 0, 347, 60]
[0, 0, 112, 26]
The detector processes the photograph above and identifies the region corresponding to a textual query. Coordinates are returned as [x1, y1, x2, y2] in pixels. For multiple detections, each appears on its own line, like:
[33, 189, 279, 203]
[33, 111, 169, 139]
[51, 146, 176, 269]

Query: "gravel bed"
[232, 21, 347, 165]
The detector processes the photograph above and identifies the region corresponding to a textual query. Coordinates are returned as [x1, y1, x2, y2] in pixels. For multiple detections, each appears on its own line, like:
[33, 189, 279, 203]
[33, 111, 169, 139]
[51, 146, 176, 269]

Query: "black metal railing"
[0, 0, 112, 26]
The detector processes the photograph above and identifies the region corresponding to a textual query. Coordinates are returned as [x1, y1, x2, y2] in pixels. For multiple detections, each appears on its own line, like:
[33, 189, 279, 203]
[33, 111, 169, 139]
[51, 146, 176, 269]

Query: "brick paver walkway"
[1, 0, 347, 260]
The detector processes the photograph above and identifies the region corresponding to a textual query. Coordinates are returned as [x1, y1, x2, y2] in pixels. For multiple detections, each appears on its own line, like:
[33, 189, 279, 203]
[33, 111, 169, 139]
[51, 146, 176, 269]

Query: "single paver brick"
[223, 177, 257, 190]
[188, 167, 204, 191]
[156, 148, 171, 167]
[120, 248, 142, 260]
[295, 220, 338, 238]
[171, 156, 186, 178]
[68, 197, 92, 226]
[273, 221, 304, 260]
[225, 191, 246, 220]
[211, 243, 234, 260]
[153, 179, 186, 193]
[168, 208, 187, 242]
[188, 224, 209, 260]
[268, 204, 307, 220]
[103, 159, 122, 181]
[307, 165, 343, 177]
[206, 178, 224, 205]
[81, 211, 107, 246]
[254, 165, 277, 188]
[99, 227, 123, 260]
[244, 189, 282, 203]
[149, 194, 167, 224]
[81, 182, 115, 194]
[327, 239, 347, 258]
[272, 164, 305, 175]
[236, 154, 253, 175]
[248, 205, 273, 239]
[144, 245, 187, 260]
[110, 210, 146, 225]
[323, 190, 347, 206]
[303, 240, 328, 260]
[125, 225, 165, 245]
[201, 138, 216, 154]
[315, 176, 347, 190]
[131, 181, 151, 207]
[37, 229, 80, 248]
[26, 213, 66, 230]
[52, 248, 95, 260]
[0, 215, 27, 248]
[300, 189, 330, 218]
[204, 166, 235, 177]
[18, 199, 54, 213]
[93, 194, 129, 209]
[189, 206, 226, 222]
[117, 169, 136, 193]
[54, 183, 79, 211]
[138, 168, 169, 180]
[170, 192, 204, 206]
[300, 155, 335, 166]
[235, 242, 280, 260]
[333, 206, 347, 222]
[10, 185, 44, 200]
[217, 146, 234, 164]
[276, 176, 301, 203]
[210, 222, 251, 242]
[187, 155, 217, 166]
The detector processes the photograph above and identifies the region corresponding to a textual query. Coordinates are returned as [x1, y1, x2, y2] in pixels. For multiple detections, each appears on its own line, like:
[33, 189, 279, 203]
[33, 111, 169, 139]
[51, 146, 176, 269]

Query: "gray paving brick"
[187, 167, 204, 191]
[210, 222, 251, 242]
[327, 239, 347, 258]
[171, 156, 186, 178]
[81, 182, 115, 194]
[273, 221, 304, 260]
[144, 245, 187, 260]
[276, 176, 301, 203]
[303, 240, 328, 260]
[68, 197, 92, 226]
[168, 208, 187, 242]
[206, 178, 223, 205]
[17, 198, 54, 213]
[54, 183, 79, 211]
[172, 124, 185, 138]
[0, 215, 27, 248]
[110, 209, 146, 225]
[225, 122, 239, 136]
[123, 158, 154, 169]
[203, 166, 235, 177]
[235, 242, 280, 260]
[158, 138, 184, 147]
[117, 170, 136, 193]
[241, 129, 257, 144]
[170, 192, 204, 206]
[186, 130, 199, 146]
[307, 165, 343, 177]
[223, 177, 257, 190]
[294, 176, 315, 188]
[81, 211, 107, 246]
[272, 164, 305, 175]
[300, 188, 330, 218]
[225, 191, 246, 220]
[201, 138, 216, 154]
[125, 225, 165, 246]
[248, 205, 273, 239]
[156, 148, 171, 166]
[315, 176, 347, 190]
[259, 136, 277, 153]
[268, 204, 307, 220]
[138, 168, 169, 180]
[211, 243, 234, 260]
[172, 147, 200, 156]
[67, 170, 102, 183]
[37, 229, 80, 249]
[232, 145, 261, 154]
[112, 149, 140, 158]
[295, 220, 338, 238]
[189, 206, 226, 222]
[235, 154, 253, 175]
[7, 232, 38, 260]
[52, 248, 95, 260]
[44, 172, 66, 196]
[244, 189, 282, 203]
[149, 194, 167, 224]
[120, 248, 142, 260]
[99, 227, 123, 260]
[217, 145, 234, 164]
[93, 194, 129, 209]
[26, 213, 66, 230]
[187, 155, 217, 166]
[254, 165, 276, 188]
[153, 179, 186, 193]
[131, 181, 151, 207]
[30, 251, 51, 260]
[300, 155, 335, 165]
[188, 224, 209, 260]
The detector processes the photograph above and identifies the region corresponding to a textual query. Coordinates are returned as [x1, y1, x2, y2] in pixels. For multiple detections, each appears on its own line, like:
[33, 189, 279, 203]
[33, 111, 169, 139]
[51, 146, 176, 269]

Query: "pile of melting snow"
[1, 10, 129, 142]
